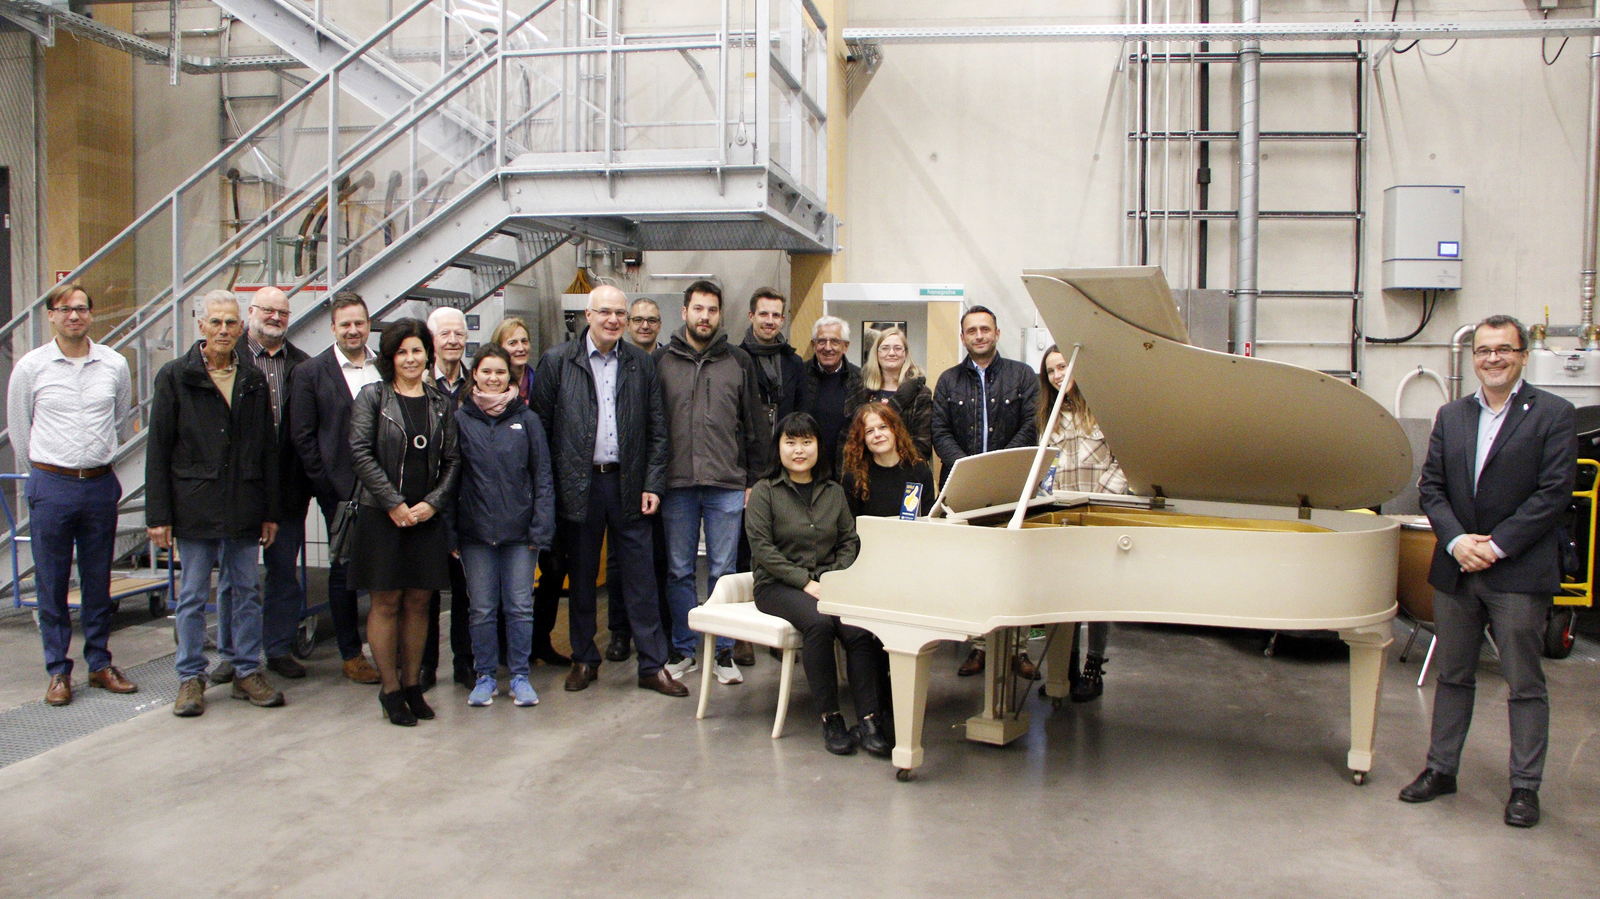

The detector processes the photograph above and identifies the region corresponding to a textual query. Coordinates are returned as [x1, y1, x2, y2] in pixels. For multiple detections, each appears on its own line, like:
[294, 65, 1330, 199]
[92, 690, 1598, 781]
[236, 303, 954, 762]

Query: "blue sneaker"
[510, 675, 539, 707]
[468, 675, 496, 707]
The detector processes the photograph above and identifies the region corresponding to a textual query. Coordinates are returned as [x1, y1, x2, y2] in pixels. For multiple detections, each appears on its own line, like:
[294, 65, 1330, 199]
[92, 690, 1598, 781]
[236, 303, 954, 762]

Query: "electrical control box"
[1382, 184, 1463, 291]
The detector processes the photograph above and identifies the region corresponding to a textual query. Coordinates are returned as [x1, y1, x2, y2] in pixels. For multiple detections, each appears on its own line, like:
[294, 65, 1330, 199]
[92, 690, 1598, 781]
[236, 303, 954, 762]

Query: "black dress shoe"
[564, 662, 599, 692]
[379, 690, 417, 726]
[266, 656, 307, 679]
[537, 647, 573, 668]
[418, 669, 438, 692]
[402, 684, 435, 720]
[453, 666, 477, 689]
[854, 713, 893, 758]
[637, 669, 689, 697]
[605, 633, 632, 662]
[1398, 768, 1458, 803]
[1505, 788, 1540, 827]
[822, 712, 856, 755]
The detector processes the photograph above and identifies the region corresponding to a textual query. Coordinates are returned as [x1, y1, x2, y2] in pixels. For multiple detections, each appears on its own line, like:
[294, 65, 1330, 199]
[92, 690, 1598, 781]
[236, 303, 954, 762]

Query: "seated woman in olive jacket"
[745, 412, 891, 758]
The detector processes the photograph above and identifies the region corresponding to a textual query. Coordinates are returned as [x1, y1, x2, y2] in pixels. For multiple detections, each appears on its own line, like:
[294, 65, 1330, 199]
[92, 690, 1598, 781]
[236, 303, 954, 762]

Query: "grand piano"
[817, 266, 1412, 783]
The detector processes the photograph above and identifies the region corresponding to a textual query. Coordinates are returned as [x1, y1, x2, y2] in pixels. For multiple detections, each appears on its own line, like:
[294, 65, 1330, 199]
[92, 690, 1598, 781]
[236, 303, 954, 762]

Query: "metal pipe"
[1448, 322, 1476, 400]
[1581, 0, 1600, 336]
[1234, 0, 1261, 357]
[1138, 0, 1150, 265]
[1196, 0, 1210, 288]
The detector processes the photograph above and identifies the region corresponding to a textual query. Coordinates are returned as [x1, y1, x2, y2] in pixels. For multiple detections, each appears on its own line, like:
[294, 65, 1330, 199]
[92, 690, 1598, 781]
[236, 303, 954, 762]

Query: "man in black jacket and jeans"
[146, 290, 284, 717]
[930, 305, 1039, 676]
[531, 286, 688, 697]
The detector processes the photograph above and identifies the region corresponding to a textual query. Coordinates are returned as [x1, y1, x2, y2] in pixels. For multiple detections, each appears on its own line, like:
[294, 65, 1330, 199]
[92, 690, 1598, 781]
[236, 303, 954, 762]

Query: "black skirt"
[346, 505, 451, 592]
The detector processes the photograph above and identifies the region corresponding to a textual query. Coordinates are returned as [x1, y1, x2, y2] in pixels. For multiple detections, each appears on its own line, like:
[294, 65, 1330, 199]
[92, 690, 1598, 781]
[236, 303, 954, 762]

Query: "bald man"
[211, 286, 315, 683]
[530, 286, 687, 696]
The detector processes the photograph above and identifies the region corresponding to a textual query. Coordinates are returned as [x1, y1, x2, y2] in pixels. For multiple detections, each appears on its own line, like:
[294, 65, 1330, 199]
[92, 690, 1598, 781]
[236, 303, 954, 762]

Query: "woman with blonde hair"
[490, 316, 535, 401]
[845, 327, 932, 461]
[1036, 344, 1127, 701]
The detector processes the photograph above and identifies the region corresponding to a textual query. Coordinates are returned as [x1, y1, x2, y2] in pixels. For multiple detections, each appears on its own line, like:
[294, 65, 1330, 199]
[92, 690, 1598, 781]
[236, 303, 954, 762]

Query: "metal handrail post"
[327, 68, 341, 295]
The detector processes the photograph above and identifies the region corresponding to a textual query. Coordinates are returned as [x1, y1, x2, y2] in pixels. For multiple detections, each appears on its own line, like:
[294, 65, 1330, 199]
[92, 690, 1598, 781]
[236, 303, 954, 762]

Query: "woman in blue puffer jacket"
[453, 343, 556, 709]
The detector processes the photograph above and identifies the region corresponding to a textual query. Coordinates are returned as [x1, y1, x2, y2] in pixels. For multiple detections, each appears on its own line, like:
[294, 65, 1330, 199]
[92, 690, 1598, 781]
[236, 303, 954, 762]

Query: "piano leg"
[885, 644, 938, 778]
[1042, 623, 1076, 707]
[1339, 623, 1393, 785]
[967, 628, 1032, 746]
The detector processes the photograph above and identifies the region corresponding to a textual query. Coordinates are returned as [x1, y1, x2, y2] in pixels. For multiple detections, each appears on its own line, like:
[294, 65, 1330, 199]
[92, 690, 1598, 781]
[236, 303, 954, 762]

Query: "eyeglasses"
[591, 308, 628, 319]
[1472, 345, 1525, 359]
[629, 316, 660, 325]
[250, 305, 291, 320]
[50, 305, 91, 317]
[879, 345, 906, 355]
[815, 338, 845, 348]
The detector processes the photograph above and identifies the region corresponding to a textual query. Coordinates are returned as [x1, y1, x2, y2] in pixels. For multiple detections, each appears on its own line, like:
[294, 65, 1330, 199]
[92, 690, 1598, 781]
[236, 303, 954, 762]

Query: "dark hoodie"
[739, 328, 806, 432]
[654, 326, 769, 491]
[452, 395, 556, 550]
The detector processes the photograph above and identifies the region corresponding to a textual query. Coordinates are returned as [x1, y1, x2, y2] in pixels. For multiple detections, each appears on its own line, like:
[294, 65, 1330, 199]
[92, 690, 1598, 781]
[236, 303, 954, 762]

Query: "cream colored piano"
[818, 266, 1411, 783]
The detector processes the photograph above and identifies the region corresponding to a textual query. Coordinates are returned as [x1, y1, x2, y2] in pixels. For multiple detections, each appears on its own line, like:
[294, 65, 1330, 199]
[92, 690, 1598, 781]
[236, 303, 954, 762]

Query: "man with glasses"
[211, 288, 314, 685]
[147, 290, 284, 716]
[627, 298, 663, 354]
[1401, 314, 1577, 828]
[8, 282, 137, 705]
[800, 315, 861, 470]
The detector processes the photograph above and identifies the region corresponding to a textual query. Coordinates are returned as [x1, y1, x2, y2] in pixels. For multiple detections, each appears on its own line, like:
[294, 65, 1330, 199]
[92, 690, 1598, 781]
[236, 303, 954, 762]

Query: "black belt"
[592, 462, 621, 473]
[32, 462, 112, 479]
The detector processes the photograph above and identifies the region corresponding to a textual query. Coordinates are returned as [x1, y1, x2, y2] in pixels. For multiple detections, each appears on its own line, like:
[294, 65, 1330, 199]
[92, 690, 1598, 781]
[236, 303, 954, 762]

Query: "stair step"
[407, 286, 472, 304]
[448, 252, 516, 271]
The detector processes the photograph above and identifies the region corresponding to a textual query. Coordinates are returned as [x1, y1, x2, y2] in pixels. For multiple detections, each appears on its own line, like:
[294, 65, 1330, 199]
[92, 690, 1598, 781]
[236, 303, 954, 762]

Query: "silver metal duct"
[1583, 0, 1600, 337]
[841, 20, 1600, 45]
[1233, 0, 1261, 357]
[1448, 322, 1477, 400]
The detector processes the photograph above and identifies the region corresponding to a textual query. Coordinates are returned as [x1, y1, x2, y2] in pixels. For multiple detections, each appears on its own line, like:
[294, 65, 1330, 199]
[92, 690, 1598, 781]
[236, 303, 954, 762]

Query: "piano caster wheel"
[1051, 697, 1064, 710]
[1352, 771, 1367, 786]
[896, 768, 915, 783]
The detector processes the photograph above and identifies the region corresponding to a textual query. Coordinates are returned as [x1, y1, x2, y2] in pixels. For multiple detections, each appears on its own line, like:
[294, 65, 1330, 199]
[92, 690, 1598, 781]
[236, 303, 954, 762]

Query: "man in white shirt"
[7, 283, 138, 705]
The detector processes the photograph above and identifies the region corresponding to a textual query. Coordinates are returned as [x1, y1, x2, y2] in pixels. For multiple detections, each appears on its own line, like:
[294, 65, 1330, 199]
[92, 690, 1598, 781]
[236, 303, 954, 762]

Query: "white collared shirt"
[340, 347, 380, 398]
[7, 339, 133, 471]
[1444, 379, 1523, 560]
[587, 333, 620, 465]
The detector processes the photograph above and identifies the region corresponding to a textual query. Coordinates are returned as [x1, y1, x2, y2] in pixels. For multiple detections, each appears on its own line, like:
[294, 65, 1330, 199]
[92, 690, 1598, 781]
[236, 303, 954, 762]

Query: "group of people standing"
[14, 279, 1127, 748]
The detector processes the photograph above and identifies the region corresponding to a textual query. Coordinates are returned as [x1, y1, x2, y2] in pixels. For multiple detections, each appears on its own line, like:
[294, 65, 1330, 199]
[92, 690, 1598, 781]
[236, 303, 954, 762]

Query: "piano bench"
[689, 573, 806, 739]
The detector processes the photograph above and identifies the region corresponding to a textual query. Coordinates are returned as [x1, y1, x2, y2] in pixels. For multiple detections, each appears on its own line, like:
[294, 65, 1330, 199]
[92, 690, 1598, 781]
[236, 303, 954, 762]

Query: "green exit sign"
[918, 288, 962, 297]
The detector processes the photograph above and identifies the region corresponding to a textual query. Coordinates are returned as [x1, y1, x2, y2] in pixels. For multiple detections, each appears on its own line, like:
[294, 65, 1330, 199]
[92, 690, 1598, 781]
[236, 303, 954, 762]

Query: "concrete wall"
[0, 31, 41, 315]
[845, 0, 1599, 423]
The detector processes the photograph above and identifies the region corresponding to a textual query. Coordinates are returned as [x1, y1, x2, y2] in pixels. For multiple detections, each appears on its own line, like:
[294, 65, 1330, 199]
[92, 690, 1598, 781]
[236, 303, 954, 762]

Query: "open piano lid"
[1022, 266, 1413, 511]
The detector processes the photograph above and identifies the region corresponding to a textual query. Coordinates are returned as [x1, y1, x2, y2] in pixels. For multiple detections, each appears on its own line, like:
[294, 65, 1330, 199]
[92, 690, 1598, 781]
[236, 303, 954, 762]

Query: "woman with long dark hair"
[453, 343, 556, 709]
[745, 413, 890, 757]
[1037, 344, 1127, 702]
[348, 318, 461, 725]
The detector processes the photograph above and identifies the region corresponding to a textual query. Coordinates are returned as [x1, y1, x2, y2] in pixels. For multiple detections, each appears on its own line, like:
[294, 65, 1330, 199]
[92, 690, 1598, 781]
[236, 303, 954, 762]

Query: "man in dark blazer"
[286, 291, 382, 684]
[1403, 314, 1577, 828]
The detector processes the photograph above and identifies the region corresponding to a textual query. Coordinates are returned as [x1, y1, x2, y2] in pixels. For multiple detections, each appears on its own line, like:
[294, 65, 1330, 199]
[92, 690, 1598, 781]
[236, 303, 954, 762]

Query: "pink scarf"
[471, 386, 518, 417]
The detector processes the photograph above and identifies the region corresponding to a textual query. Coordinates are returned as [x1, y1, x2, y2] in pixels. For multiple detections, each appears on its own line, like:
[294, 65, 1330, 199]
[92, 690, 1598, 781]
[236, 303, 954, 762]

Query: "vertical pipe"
[1138, 0, 1150, 265]
[497, 0, 508, 167]
[1196, 0, 1210, 288]
[1234, 0, 1261, 357]
[1352, 41, 1368, 382]
[1160, 0, 1172, 276]
[327, 71, 340, 294]
[718, 0, 730, 170]
[1581, 0, 1600, 339]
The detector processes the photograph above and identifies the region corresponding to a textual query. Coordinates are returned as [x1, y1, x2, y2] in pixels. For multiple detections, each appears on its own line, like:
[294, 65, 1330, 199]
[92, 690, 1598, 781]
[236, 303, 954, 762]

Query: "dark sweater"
[807, 363, 853, 467]
[843, 459, 935, 519]
[744, 472, 858, 593]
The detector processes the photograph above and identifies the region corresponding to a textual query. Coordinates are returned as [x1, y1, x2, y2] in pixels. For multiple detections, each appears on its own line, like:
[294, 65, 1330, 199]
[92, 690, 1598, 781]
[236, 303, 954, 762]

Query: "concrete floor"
[0, 600, 1596, 898]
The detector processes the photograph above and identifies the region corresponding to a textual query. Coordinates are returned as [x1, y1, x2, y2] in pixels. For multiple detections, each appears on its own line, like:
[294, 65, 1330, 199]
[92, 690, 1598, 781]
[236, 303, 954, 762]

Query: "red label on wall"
[54, 271, 71, 283]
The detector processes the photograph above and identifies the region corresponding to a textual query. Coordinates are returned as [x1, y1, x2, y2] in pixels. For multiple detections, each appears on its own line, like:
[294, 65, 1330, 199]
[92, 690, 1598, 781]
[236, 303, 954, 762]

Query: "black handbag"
[328, 498, 359, 564]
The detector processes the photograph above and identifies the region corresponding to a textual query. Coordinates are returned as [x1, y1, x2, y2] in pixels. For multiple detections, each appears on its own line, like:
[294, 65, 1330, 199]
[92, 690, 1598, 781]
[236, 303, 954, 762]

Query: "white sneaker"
[713, 652, 743, 685]
[665, 655, 698, 680]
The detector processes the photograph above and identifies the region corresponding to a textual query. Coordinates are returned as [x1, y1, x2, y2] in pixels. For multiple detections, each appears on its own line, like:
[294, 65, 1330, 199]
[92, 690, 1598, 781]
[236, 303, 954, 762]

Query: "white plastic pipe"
[1393, 365, 1449, 418]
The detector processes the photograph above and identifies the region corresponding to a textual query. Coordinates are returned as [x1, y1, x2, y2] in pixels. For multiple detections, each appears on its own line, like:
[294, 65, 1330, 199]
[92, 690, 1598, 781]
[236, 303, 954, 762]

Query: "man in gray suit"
[1401, 314, 1577, 828]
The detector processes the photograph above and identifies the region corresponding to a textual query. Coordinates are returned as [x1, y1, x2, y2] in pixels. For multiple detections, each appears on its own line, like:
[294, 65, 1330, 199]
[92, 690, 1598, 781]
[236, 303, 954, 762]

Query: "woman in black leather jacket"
[348, 318, 461, 725]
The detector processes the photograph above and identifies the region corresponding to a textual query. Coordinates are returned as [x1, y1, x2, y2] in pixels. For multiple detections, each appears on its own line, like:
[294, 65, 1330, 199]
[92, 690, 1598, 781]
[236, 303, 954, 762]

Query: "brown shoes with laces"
[173, 677, 207, 717]
[45, 673, 72, 706]
[231, 672, 286, 707]
[88, 666, 138, 694]
[343, 656, 381, 684]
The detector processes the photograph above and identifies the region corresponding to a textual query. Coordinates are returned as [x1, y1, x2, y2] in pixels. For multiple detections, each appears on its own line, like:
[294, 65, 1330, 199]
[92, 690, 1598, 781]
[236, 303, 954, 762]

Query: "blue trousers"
[174, 537, 263, 680]
[662, 486, 742, 659]
[459, 542, 536, 678]
[568, 470, 671, 673]
[27, 469, 121, 677]
[218, 515, 306, 660]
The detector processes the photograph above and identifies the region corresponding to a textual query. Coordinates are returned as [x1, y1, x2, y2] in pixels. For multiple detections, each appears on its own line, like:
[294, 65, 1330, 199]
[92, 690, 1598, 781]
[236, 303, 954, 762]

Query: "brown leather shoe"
[88, 666, 139, 694]
[957, 647, 986, 677]
[343, 656, 381, 684]
[232, 671, 286, 707]
[1011, 651, 1039, 680]
[173, 677, 206, 717]
[637, 669, 689, 697]
[563, 662, 599, 692]
[45, 673, 72, 706]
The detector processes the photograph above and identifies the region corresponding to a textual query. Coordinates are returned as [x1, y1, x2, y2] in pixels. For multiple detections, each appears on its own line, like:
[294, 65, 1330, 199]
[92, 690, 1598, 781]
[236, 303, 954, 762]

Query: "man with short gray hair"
[800, 314, 861, 469]
[147, 290, 284, 716]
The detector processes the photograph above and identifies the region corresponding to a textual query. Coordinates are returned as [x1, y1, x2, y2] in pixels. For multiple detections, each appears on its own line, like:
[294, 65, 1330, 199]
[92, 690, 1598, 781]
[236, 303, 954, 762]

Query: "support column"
[1233, 0, 1261, 357]
[788, 0, 846, 347]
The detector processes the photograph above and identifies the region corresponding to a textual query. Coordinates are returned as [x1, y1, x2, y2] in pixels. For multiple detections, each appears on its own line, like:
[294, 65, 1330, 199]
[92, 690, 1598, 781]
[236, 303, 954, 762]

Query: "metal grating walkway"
[0, 645, 218, 770]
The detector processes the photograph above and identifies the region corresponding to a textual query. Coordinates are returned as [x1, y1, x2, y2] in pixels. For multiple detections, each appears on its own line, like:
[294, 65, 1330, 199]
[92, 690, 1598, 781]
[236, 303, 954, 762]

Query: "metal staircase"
[0, 0, 835, 598]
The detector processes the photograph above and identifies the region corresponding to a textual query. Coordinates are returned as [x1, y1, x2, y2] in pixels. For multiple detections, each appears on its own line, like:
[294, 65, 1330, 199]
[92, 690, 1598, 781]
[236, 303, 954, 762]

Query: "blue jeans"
[174, 537, 263, 681]
[662, 486, 743, 659]
[218, 515, 306, 660]
[459, 542, 536, 678]
[27, 469, 121, 677]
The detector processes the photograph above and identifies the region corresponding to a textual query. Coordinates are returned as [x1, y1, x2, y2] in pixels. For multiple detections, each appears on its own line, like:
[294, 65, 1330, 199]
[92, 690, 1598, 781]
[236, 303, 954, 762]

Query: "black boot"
[821, 712, 856, 755]
[402, 684, 435, 720]
[1071, 654, 1105, 703]
[854, 713, 893, 758]
[379, 690, 417, 726]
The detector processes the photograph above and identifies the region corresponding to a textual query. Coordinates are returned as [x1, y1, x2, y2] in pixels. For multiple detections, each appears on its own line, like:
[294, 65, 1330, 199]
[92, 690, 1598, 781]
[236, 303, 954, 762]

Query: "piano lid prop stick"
[1006, 343, 1081, 530]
